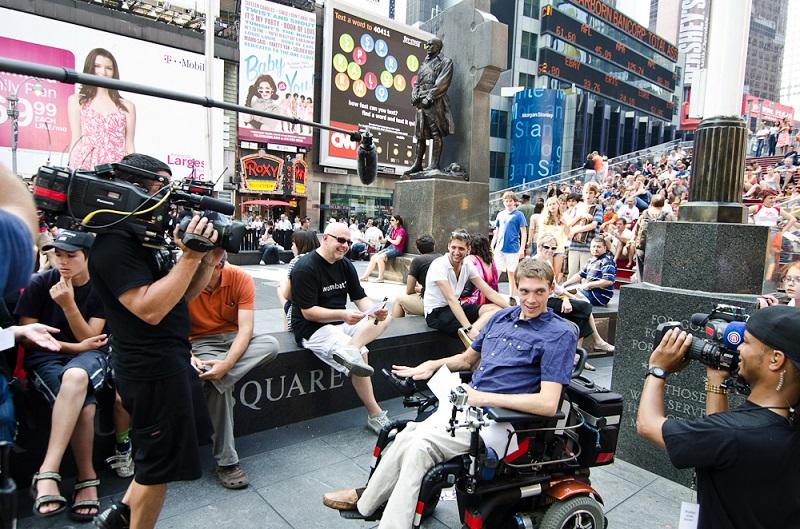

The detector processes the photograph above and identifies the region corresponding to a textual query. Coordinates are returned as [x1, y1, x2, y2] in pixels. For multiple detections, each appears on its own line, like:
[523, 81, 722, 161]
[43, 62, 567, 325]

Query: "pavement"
[17, 261, 693, 529]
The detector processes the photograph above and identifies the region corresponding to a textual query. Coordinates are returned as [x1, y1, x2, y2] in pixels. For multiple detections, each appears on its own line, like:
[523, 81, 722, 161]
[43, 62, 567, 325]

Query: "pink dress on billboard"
[69, 104, 128, 170]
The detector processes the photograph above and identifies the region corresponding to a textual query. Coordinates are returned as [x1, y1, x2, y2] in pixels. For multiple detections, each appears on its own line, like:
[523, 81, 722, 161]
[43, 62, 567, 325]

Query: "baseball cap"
[746, 306, 800, 368]
[41, 230, 95, 252]
[521, 193, 531, 200]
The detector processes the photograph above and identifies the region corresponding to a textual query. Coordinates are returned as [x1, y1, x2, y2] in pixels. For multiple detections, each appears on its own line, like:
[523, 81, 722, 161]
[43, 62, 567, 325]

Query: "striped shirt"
[579, 253, 616, 306]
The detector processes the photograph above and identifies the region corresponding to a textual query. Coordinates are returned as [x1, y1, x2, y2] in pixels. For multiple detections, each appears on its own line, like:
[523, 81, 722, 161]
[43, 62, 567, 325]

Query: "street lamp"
[5, 76, 43, 177]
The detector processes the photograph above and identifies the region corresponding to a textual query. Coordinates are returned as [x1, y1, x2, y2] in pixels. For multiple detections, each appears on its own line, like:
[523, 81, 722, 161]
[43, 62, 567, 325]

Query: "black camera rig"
[33, 163, 244, 252]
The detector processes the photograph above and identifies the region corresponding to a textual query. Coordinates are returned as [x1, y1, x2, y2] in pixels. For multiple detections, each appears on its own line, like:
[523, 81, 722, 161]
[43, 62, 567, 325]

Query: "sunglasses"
[541, 245, 557, 250]
[329, 235, 351, 245]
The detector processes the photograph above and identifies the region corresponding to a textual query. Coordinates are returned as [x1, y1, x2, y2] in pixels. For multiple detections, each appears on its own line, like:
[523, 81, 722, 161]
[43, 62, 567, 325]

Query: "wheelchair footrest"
[339, 508, 382, 521]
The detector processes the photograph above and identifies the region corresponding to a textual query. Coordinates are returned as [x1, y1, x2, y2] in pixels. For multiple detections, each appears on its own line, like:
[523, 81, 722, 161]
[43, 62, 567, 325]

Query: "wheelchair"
[341, 347, 623, 529]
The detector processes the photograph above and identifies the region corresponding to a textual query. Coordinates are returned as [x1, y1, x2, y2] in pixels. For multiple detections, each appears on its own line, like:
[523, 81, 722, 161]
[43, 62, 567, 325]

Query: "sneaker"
[366, 410, 391, 435]
[332, 347, 374, 377]
[93, 500, 130, 529]
[259, 260, 266, 265]
[106, 449, 134, 479]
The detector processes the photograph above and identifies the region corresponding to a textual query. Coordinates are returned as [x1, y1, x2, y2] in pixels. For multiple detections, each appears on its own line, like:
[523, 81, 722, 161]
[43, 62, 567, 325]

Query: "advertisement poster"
[508, 88, 565, 187]
[240, 153, 284, 193]
[292, 158, 307, 195]
[320, 1, 432, 173]
[238, 0, 316, 147]
[0, 8, 224, 180]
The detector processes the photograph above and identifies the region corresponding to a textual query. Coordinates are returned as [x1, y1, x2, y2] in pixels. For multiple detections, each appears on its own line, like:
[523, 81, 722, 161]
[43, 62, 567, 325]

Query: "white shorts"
[301, 321, 370, 375]
[493, 250, 520, 273]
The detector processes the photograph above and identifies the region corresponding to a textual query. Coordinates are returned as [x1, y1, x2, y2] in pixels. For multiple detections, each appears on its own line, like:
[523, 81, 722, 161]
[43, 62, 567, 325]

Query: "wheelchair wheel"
[538, 495, 605, 529]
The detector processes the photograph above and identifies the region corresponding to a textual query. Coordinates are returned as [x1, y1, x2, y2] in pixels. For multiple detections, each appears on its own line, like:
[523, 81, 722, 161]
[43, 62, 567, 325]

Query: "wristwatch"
[646, 366, 667, 380]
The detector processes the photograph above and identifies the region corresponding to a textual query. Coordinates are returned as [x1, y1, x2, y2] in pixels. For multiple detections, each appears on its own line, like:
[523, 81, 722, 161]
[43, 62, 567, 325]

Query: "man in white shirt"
[617, 195, 640, 224]
[363, 219, 385, 253]
[424, 231, 508, 345]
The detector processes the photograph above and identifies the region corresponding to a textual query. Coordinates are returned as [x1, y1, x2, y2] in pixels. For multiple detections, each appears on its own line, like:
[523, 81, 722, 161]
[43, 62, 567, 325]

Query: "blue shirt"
[579, 252, 616, 306]
[0, 210, 34, 298]
[494, 209, 527, 253]
[470, 307, 576, 395]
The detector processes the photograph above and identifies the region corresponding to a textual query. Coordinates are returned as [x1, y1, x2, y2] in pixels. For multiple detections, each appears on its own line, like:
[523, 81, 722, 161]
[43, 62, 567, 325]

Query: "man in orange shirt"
[187, 248, 279, 489]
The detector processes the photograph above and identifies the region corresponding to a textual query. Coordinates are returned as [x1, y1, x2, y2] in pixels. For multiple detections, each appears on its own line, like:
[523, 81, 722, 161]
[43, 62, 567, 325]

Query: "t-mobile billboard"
[0, 8, 224, 180]
[238, 0, 316, 147]
[320, 1, 432, 173]
[508, 88, 565, 187]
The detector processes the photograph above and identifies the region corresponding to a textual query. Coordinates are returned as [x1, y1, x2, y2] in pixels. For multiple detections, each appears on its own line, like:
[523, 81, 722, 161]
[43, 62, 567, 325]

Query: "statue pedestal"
[394, 178, 488, 254]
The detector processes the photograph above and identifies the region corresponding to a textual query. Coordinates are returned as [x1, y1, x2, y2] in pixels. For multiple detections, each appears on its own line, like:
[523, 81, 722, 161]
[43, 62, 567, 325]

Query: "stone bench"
[228, 249, 294, 266]
[10, 317, 462, 484]
[361, 254, 415, 283]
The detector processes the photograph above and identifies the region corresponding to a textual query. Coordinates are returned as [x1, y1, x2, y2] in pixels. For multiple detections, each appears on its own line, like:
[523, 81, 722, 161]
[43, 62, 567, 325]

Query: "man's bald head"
[321, 221, 352, 262]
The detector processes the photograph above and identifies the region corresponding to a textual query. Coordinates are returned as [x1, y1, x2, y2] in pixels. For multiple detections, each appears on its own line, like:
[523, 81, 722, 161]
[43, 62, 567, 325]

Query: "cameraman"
[637, 306, 800, 529]
[89, 154, 219, 529]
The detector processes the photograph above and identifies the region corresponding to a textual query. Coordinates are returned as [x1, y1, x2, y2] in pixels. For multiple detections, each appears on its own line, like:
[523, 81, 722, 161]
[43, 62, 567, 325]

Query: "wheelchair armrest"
[457, 371, 473, 383]
[486, 407, 565, 423]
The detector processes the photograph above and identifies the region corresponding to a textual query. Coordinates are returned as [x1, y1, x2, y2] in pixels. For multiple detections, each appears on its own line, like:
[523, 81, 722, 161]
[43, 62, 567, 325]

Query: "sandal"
[30, 471, 67, 518]
[69, 478, 100, 522]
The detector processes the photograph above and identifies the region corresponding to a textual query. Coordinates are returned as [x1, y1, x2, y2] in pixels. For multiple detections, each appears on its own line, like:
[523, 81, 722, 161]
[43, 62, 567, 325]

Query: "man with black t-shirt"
[290, 222, 392, 434]
[637, 306, 800, 529]
[90, 154, 220, 529]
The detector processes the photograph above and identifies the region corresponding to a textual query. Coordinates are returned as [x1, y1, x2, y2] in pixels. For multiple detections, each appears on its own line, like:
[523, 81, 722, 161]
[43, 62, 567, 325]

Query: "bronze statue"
[404, 38, 455, 176]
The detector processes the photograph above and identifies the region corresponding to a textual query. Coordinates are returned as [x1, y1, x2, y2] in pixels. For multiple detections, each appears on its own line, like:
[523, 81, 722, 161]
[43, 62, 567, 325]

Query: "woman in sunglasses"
[535, 234, 614, 356]
[528, 197, 569, 283]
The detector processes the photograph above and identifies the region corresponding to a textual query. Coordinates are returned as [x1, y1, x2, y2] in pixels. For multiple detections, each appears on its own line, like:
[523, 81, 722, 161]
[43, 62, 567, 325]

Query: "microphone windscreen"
[357, 140, 377, 185]
[690, 313, 708, 327]
[722, 321, 747, 349]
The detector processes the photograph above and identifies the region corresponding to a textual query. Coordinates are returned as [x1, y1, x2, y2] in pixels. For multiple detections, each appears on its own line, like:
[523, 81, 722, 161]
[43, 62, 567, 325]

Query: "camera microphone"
[172, 191, 234, 215]
[722, 321, 747, 350]
[355, 130, 377, 185]
[690, 313, 708, 327]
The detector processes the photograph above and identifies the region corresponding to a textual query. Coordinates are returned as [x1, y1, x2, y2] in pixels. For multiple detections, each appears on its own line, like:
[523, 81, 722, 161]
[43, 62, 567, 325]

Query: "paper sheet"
[0, 328, 13, 351]
[678, 502, 700, 529]
[363, 300, 388, 316]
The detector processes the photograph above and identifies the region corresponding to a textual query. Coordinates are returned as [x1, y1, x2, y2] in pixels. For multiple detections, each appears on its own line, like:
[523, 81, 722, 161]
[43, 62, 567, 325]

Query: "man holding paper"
[290, 222, 392, 434]
[321, 258, 576, 527]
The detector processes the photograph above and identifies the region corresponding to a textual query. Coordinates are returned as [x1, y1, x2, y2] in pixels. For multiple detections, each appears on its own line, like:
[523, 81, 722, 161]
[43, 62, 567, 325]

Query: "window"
[520, 31, 538, 61]
[523, 0, 539, 19]
[490, 151, 507, 180]
[520, 72, 537, 89]
[490, 109, 508, 138]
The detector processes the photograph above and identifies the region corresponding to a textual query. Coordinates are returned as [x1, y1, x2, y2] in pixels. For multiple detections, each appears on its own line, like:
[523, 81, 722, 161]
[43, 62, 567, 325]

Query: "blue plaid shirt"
[579, 252, 616, 306]
[470, 307, 576, 395]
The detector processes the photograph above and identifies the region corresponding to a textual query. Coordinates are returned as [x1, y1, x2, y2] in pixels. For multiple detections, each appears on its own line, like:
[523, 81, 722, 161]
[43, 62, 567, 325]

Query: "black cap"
[521, 193, 531, 200]
[42, 230, 94, 252]
[746, 306, 800, 368]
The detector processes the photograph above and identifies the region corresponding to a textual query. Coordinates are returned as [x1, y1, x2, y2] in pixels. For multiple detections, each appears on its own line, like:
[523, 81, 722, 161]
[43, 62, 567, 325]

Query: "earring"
[776, 370, 786, 392]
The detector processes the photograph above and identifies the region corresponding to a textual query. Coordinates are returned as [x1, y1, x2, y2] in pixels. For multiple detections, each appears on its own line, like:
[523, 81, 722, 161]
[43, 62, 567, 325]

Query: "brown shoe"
[216, 464, 249, 489]
[322, 487, 365, 511]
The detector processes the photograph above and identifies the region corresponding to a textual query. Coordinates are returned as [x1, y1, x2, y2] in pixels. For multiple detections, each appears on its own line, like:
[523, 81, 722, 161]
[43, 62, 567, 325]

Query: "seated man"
[15, 230, 108, 520]
[424, 231, 508, 347]
[322, 258, 576, 527]
[290, 222, 392, 434]
[392, 235, 441, 319]
[187, 248, 279, 489]
[562, 236, 616, 307]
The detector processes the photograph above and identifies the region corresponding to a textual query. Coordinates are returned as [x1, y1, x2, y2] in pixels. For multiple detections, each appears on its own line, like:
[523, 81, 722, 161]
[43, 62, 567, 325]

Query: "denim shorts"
[29, 350, 109, 407]
[377, 246, 402, 259]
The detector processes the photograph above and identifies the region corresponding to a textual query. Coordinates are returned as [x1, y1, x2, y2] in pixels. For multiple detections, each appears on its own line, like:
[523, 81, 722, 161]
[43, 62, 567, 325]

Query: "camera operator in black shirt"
[637, 306, 800, 529]
[89, 154, 219, 529]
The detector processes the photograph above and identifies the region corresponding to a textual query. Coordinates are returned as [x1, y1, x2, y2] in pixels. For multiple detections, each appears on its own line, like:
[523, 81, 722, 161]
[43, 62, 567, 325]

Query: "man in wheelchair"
[322, 258, 579, 528]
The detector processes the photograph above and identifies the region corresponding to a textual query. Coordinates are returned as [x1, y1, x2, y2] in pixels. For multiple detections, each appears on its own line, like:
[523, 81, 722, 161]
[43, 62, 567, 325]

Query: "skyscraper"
[744, 0, 787, 101]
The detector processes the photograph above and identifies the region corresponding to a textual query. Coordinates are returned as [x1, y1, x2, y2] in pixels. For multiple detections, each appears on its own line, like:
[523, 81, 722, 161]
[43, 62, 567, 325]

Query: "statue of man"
[405, 37, 455, 175]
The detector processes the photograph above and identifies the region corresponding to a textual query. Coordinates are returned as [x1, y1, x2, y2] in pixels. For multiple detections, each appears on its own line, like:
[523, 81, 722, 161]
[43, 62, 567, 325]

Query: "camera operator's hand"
[392, 361, 436, 381]
[648, 328, 692, 374]
[174, 215, 218, 259]
[49, 277, 75, 308]
[198, 359, 232, 381]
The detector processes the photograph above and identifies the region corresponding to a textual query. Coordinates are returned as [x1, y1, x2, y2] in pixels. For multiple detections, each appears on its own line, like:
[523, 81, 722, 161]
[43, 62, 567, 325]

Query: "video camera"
[656, 304, 749, 373]
[33, 164, 245, 252]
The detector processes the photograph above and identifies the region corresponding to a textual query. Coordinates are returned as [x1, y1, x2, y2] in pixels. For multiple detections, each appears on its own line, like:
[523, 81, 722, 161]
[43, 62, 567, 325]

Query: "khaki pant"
[395, 293, 424, 316]
[191, 332, 279, 466]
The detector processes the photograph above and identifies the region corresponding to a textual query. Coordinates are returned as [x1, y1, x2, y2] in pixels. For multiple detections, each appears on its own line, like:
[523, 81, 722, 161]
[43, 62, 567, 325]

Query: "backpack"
[636, 209, 672, 251]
